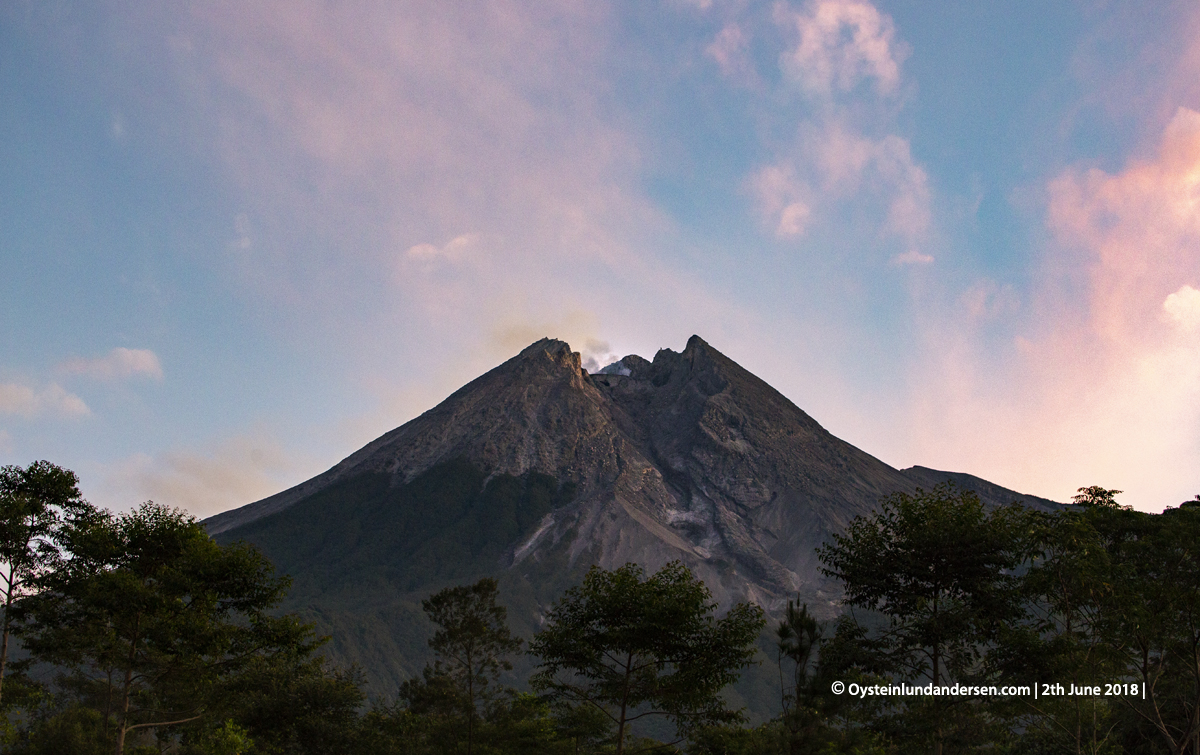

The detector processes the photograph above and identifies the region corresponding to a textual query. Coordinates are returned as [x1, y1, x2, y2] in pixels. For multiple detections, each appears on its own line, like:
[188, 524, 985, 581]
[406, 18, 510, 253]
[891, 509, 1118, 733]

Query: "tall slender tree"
[776, 599, 820, 719]
[408, 577, 522, 755]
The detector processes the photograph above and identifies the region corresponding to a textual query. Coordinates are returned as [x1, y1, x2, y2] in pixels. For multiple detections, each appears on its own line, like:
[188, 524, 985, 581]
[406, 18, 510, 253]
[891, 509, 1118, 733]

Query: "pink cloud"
[751, 121, 930, 250]
[1046, 106, 1200, 347]
[145, 0, 773, 401]
[707, 23, 755, 83]
[774, 0, 903, 97]
[1164, 285, 1200, 331]
[902, 107, 1200, 510]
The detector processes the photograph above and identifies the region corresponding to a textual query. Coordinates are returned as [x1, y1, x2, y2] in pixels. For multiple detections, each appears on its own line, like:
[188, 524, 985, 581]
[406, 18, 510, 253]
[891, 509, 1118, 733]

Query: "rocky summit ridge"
[208, 336, 1057, 617]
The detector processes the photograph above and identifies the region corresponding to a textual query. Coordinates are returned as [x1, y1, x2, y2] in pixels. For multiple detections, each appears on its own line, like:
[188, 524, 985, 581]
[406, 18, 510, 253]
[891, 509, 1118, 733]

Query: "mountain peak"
[206, 335, 1061, 699]
[209, 335, 908, 605]
[518, 337, 578, 367]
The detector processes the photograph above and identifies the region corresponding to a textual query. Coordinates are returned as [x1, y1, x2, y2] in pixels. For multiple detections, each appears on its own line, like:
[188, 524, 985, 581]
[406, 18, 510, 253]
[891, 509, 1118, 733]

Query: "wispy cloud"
[742, 0, 930, 258]
[891, 250, 933, 266]
[750, 117, 930, 255]
[102, 434, 295, 518]
[59, 347, 164, 381]
[707, 23, 756, 84]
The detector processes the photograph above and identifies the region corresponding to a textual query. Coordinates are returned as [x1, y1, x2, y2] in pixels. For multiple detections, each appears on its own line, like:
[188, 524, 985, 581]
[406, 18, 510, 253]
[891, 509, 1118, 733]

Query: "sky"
[2, 0, 1198, 515]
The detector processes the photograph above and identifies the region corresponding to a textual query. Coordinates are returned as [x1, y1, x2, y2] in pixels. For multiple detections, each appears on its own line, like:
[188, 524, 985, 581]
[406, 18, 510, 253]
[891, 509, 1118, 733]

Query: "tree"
[212, 645, 364, 755]
[818, 483, 1031, 755]
[12, 501, 308, 755]
[1000, 505, 1125, 755]
[1093, 501, 1200, 755]
[528, 561, 765, 755]
[775, 599, 820, 720]
[0, 461, 93, 707]
[401, 577, 522, 755]
[1072, 486, 1126, 509]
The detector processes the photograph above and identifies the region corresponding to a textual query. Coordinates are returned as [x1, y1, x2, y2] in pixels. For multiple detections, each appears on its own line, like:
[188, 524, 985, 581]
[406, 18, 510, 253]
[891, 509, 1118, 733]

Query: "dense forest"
[2, 460, 1199, 754]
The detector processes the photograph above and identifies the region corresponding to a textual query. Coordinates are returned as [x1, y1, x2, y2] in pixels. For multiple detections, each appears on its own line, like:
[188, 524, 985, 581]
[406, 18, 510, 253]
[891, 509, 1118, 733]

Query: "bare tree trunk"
[115, 664, 133, 755]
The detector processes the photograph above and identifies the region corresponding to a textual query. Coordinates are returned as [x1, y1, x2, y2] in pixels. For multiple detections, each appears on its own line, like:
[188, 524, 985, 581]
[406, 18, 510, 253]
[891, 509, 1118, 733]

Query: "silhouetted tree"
[818, 483, 1032, 755]
[13, 501, 305, 755]
[529, 561, 765, 755]
[0, 461, 94, 707]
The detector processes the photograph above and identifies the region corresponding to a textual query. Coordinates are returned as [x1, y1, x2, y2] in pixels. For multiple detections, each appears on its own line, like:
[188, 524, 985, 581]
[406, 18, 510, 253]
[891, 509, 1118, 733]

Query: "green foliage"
[16, 459, 1200, 755]
[8, 704, 112, 755]
[818, 484, 1031, 684]
[404, 578, 524, 755]
[0, 460, 94, 707]
[529, 561, 766, 755]
[996, 505, 1126, 754]
[423, 578, 523, 710]
[1094, 501, 1200, 753]
[12, 501, 310, 755]
[185, 719, 256, 755]
[776, 599, 820, 719]
[818, 483, 1034, 753]
[213, 645, 364, 755]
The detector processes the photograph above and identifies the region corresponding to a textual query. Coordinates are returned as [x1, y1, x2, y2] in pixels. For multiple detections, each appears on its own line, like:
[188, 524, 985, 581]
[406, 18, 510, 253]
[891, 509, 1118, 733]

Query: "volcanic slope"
[208, 336, 1058, 699]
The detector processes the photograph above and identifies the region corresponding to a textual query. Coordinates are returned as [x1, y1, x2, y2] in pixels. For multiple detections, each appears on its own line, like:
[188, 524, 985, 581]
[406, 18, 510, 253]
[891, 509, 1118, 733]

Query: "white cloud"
[747, 1, 929, 252]
[403, 233, 480, 264]
[60, 348, 164, 381]
[777, 202, 812, 237]
[774, 0, 903, 97]
[1164, 285, 1200, 331]
[0, 383, 91, 418]
[579, 338, 621, 373]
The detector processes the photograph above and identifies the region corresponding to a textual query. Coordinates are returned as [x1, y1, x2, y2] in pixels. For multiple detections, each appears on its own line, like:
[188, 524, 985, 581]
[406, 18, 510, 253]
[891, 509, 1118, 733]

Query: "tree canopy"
[0, 460, 93, 708]
[12, 501, 312, 755]
[528, 560, 765, 755]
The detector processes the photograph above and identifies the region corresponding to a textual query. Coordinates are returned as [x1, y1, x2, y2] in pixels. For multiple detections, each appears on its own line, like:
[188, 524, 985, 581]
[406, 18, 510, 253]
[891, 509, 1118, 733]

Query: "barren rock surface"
[207, 335, 1058, 616]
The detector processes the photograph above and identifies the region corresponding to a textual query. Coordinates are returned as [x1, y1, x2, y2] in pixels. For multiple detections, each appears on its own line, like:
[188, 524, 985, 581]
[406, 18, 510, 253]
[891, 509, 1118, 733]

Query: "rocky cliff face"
[208, 336, 1057, 618]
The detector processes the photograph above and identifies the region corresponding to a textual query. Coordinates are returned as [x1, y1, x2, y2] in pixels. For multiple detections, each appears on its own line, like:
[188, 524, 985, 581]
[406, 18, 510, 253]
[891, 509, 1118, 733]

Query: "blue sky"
[3, 0, 1198, 514]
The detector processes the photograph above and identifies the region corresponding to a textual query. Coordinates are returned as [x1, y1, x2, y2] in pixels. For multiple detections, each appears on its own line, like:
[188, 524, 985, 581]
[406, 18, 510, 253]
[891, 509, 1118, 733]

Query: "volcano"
[207, 336, 1057, 700]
